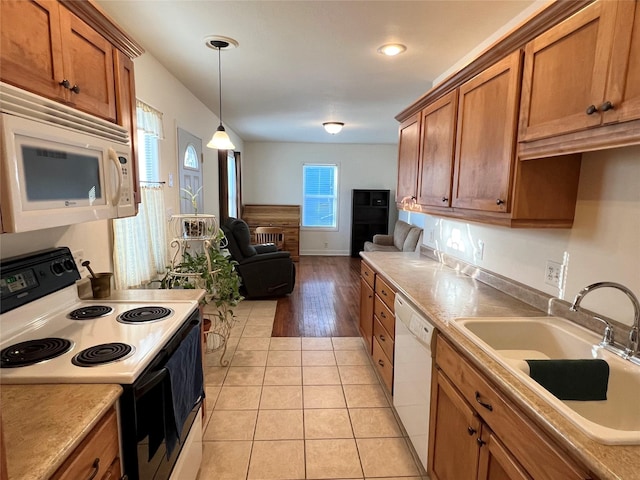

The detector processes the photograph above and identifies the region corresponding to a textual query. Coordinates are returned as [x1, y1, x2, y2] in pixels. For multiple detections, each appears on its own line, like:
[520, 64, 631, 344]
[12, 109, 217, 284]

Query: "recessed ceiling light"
[323, 122, 344, 134]
[377, 43, 407, 56]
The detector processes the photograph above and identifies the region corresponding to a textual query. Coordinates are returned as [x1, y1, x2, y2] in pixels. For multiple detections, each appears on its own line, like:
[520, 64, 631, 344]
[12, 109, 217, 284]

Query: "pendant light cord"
[218, 45, 223, 127]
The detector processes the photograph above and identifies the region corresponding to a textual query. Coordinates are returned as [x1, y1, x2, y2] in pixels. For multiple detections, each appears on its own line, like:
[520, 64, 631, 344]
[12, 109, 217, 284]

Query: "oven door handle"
[134, 367, 167, 399]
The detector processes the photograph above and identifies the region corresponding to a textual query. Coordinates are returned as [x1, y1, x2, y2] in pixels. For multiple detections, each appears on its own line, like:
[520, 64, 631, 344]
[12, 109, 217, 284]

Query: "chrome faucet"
[570, 282, 640, 358]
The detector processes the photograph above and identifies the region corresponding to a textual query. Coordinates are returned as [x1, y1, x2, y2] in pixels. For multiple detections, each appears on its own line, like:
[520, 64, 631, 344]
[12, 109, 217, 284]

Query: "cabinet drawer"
[435, 336, 588, 480]
[51, 408, 119, 480]
[373, 337, 393, 393]
[374, 295, 395, 338]
[373, 317, 394, 362]
[375, 275, 395, 310]
[361, 261, 376, 288]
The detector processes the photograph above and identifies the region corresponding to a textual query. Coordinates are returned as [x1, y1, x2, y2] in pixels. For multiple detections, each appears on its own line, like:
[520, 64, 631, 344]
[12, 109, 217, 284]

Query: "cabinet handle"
[379, 334, 386, 342]
[59, 79, 70, 89]
[381, 289, 387, 296]
[87, 458, 100, 480]
[368, 294, 373, 299]
[600, 101, 614, 112]
[586, 104, 598, 115]
[441, 197, 448, 203]
[70, 84, 81, 94]
[495, 199, 505, 206]
[477, 437, 486, 447]
[475, 391, 493, 411]
[378, 359, 385, 367]
[467, 426, 476, 436]
[380, 312, 386, 319]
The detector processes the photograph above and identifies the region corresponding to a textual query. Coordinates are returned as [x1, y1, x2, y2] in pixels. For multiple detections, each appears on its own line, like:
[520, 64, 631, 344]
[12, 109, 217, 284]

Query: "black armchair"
[221, 217, 296, 299]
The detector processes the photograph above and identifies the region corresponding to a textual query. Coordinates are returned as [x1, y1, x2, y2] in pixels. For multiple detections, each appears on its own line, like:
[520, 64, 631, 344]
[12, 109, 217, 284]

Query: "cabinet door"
[0, 0, 65, 101]
[604, 0, 640, 124]
[428, 370, 481, 480]
[417, 90, 458, 208]
[519, 1, 618, 141]
[477, 429, 532, 480]
[59, 7, 116, 121]
[114, 49, 141, 206]
[452, 51, 522, 212]
[396, 113, 421, 204]
[359, 278, 374, 354]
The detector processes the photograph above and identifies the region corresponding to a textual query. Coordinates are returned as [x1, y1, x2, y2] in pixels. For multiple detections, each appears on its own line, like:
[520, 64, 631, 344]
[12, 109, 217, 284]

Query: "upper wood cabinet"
[1, 0, 116, 121]
[452, 51, 522, 213]
[519, 1, 618, 141]
[518, 0, 640, 157]
[0, 0, 64, 101]
[416, 90, 457, 208]
[59, 6, 116, 121]
[395, 113, 421, 204]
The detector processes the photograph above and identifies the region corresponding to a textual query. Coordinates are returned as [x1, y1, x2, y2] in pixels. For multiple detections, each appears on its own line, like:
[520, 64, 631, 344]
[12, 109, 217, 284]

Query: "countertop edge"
[360, 251, 638, 480]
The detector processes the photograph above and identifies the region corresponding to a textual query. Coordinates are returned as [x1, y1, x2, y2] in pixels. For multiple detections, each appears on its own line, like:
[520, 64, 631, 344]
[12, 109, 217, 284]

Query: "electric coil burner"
[72, 342, 134, 367]
[68, 305, 113, 320]
[118, 306, 173, 324]
[0, 337, 73, 368]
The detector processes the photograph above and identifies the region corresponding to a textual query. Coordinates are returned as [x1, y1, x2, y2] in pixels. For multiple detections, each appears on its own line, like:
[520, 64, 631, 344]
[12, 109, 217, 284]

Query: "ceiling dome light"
[323, 122, 344, 134]
[377, 43, 407, 56]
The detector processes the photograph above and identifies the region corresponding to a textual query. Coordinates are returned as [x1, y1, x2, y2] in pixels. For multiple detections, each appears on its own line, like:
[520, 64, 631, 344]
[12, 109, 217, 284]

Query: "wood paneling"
[272, 256, 361, 337]
[242, 204, 300, 261]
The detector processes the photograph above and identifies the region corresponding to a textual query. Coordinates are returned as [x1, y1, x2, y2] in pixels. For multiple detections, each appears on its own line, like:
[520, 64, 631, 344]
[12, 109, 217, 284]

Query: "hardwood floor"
[272, 256, 362, 337]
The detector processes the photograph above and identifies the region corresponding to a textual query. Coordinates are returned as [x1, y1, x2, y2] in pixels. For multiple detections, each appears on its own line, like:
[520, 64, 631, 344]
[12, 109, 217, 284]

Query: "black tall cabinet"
[351, 189, 390, 257]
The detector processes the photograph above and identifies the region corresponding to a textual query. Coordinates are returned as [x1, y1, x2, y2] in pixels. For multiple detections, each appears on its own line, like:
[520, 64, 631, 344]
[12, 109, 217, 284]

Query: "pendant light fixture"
[205, 36, 238, 150]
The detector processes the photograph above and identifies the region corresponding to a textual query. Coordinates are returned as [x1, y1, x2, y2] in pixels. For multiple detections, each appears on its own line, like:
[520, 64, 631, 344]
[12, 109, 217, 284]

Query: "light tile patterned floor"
[198, 300, 426, 480]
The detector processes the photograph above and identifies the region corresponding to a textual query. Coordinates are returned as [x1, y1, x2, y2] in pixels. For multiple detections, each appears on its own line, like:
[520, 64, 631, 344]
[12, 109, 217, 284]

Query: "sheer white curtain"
[113, 100, 167, 289]
[136, 100, 164, 138]
[113, 186, 168, 289]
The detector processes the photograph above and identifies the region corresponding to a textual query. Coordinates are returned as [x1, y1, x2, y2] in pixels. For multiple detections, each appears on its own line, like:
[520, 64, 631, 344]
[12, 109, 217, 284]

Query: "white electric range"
[0, 247, 204, 480]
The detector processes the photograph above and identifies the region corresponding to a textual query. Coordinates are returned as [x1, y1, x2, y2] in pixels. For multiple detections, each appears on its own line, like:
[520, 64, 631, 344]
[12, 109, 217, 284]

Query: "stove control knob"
[63, 259, 75, 271]
[51, 262, 64, 275]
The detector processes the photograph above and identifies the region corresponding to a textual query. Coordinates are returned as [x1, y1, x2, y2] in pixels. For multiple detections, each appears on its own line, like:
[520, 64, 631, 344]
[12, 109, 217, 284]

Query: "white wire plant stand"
[166, 214, 237, 365]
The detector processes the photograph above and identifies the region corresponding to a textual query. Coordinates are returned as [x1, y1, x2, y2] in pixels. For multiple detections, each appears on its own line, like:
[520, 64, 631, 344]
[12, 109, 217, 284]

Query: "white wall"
[0, 51, 240, 276]
[401, 145, 640, 326]
[243, 142, 398, 255]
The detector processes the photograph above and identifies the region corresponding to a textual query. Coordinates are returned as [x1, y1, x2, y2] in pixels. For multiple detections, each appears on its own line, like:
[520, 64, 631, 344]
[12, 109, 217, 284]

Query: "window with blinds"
[302, 164, 338, 228]
[136, 130, 159, 183]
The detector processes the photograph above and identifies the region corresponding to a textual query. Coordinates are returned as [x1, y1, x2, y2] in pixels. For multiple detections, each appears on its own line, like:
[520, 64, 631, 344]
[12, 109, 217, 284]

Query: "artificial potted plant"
[162, 228, 243, 361]
[181, 186, 206, 237]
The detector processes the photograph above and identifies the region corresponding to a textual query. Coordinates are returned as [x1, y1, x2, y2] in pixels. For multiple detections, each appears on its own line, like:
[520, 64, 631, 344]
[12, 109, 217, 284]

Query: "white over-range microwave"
[0, 82, 136, 233]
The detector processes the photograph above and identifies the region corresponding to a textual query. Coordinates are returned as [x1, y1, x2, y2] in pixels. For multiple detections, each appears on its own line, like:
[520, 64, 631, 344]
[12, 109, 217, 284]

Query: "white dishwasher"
[393, 294, 435, 472]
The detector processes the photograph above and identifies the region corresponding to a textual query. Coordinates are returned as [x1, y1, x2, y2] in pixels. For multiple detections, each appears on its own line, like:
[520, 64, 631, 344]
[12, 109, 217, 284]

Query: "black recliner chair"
[221, 217, 296, 299]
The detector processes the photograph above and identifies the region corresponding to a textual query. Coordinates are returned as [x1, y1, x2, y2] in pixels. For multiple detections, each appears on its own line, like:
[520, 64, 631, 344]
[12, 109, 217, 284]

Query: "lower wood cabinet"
[429, 334, 591, 480]
[359, 277, 374, 354]
[51, 407, 121, 480]
[359, 260, 397, 393]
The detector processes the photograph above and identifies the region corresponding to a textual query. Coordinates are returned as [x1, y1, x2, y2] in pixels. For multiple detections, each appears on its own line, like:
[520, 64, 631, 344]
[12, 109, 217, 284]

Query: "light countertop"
[361, 251, 639, 480]
[1, 384, 122, 480]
